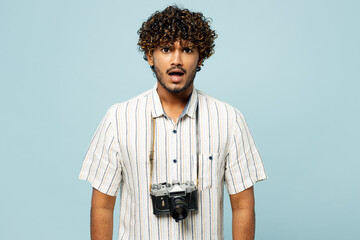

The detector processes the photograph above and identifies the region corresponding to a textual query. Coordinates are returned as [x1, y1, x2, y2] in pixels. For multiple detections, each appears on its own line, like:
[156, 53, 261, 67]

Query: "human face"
[147, 41, 201, 94]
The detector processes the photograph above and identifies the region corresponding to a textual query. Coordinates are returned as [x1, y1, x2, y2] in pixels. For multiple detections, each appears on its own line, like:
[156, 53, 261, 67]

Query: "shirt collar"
[151, 84, 198, 119]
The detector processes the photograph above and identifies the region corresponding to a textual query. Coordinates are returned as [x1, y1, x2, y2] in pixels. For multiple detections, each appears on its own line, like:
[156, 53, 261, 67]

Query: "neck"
[156, 83, 193, 122]
[157, 84, 193, 105]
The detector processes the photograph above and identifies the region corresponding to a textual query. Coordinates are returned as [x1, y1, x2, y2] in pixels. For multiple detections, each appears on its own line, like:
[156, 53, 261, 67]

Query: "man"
[79, 5, 266, 240]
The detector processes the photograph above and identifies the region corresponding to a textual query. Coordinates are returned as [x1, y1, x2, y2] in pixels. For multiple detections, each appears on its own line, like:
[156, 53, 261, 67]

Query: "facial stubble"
[154, 64, 197, 94]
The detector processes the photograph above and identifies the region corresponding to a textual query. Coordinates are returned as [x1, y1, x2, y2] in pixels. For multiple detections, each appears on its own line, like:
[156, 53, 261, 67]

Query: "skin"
[91, 188, 116, 240]
[146, 40, 202, 122]
[90, 40, 256, 239]
[230, 187, 256, 240]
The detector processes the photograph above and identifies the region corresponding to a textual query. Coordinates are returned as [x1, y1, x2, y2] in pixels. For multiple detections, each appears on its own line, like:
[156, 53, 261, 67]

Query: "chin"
[167, 87, 186, 94]
[164, 84, 188, 94]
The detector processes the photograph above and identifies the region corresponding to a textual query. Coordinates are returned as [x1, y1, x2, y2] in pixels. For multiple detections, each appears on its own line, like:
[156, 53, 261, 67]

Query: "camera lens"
[169, 197, 189, 222]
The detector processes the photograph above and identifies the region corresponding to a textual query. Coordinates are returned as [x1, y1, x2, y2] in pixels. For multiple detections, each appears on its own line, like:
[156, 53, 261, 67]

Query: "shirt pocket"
[197, 153, 223, 191]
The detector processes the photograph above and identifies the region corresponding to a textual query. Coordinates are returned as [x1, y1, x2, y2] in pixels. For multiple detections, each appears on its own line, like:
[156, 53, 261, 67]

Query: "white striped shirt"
[79, 85, 267, 240]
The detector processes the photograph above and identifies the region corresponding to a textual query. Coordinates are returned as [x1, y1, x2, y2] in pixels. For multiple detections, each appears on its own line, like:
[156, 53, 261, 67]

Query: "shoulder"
[105, 89, 153, 115]
[196, 89, 245, 121]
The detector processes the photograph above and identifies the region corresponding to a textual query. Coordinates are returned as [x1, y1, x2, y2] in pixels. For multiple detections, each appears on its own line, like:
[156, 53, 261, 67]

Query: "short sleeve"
[224, 111, 267, 195]
[79, 105, 122, 196]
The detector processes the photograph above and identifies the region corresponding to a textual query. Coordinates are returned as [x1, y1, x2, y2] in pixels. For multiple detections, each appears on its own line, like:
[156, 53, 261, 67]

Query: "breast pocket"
[197, 153, 223, 191]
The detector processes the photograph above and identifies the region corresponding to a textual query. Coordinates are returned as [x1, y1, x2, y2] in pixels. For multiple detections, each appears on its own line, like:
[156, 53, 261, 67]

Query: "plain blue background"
[1, 0, 359, 239]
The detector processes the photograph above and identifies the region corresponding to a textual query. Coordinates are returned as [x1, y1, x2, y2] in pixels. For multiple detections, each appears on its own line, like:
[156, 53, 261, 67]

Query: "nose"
[171, 50, 183, 66]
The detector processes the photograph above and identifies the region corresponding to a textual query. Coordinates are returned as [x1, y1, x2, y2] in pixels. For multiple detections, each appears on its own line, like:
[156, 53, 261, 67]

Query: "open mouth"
[168, 69, 185, 82]
[169, 72, 184, 77]
[168, 70, 185, 77]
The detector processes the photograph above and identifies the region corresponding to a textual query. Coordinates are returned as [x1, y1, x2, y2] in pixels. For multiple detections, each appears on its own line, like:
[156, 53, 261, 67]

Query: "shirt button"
[209, 156, 213, 160]
[173, 159, 177, 163]
[173, 130, 177, 134]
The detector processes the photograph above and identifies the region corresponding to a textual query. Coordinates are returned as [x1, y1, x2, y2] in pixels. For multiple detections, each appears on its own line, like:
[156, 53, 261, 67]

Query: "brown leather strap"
[149, 116, 155, 191]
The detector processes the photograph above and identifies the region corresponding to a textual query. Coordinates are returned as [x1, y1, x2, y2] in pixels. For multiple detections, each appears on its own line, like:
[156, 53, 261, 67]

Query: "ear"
[146, 52, 154, 66]
[197, 58, 203, 67]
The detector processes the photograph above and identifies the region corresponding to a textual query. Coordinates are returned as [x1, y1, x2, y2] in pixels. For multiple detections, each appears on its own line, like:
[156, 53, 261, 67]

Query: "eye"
[161, 48, 170, 53]
[183, 48, 193, 53]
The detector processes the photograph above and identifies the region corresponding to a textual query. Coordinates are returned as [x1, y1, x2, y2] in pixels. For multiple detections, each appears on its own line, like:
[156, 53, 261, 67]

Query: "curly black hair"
[137, 5, 217, 66]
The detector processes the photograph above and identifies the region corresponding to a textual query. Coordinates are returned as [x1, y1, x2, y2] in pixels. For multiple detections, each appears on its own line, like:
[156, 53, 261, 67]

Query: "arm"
[230, 186, 255, 240]
[91, 188, 117, 240]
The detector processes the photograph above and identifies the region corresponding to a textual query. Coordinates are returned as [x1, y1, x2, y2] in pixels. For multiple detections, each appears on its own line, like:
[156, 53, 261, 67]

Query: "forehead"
[158, 39, 196, 48]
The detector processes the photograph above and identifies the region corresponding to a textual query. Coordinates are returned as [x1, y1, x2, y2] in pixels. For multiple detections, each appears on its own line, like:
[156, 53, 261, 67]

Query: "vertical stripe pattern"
[79, 86, 267, 240]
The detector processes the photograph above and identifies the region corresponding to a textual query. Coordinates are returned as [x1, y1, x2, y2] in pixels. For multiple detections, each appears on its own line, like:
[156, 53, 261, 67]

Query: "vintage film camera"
[150, 180, 198, 222]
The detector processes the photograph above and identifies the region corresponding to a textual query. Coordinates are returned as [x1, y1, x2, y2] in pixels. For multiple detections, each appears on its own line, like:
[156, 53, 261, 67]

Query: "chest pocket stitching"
[198, 153, 222, 191]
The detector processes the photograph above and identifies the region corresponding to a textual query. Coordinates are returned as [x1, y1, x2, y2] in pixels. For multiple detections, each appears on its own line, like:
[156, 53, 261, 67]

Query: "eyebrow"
[182, 43, 198, 49]
[159, 43, 173, 48]
[158, 42, 197, 48]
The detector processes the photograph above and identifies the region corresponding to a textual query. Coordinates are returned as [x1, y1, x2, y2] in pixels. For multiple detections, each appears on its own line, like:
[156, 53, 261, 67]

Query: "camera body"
[150, 180, 198, 222]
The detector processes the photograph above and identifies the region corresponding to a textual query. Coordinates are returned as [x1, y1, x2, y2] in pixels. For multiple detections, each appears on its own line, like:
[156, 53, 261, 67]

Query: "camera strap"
[149, 104, 200, 191]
